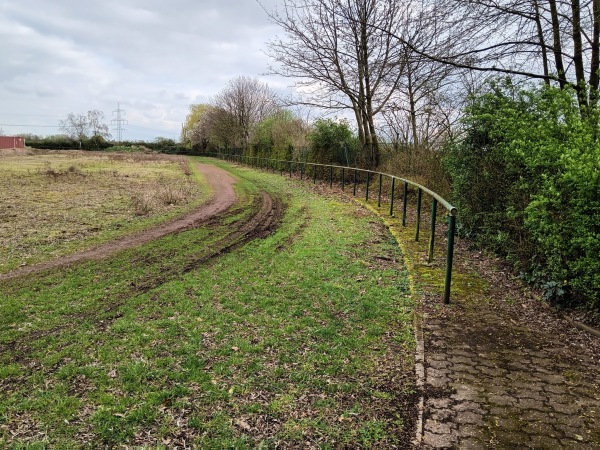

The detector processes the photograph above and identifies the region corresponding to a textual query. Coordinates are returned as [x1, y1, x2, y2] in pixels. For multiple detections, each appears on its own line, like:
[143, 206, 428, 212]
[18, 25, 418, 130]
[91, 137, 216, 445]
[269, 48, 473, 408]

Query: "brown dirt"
[0, 148, 37, 156]
[0, 162, 238, 281]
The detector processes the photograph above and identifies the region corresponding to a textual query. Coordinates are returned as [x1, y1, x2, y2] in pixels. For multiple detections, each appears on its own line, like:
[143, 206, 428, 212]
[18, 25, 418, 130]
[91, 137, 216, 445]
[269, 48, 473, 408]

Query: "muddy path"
[0, 162, 240, 281]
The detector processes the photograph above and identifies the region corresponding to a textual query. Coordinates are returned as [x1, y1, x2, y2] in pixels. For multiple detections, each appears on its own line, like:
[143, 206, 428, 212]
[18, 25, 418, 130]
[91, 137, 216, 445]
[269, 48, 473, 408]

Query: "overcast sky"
[0, 0, 288, 141]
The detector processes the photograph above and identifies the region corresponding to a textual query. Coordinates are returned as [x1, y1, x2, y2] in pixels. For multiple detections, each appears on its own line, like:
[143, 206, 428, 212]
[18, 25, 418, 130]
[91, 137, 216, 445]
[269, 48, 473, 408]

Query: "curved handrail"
[203, 152, 457, 304]
[259, 159, 456, 215]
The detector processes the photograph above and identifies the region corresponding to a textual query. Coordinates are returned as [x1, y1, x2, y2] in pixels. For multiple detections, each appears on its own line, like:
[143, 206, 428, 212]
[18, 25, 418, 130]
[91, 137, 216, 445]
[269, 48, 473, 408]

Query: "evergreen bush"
[445, 80, 600, 308]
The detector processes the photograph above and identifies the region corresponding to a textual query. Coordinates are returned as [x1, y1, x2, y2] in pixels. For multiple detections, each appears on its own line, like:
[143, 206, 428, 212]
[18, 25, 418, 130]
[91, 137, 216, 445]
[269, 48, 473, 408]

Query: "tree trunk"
[571, 0, 588, 110]
[548, 0, 567, 89]
[353, 101, 366, 160]
[590, 0, 600, 109]
[407, 63, 419, 147]
[533, 0, 550, 85]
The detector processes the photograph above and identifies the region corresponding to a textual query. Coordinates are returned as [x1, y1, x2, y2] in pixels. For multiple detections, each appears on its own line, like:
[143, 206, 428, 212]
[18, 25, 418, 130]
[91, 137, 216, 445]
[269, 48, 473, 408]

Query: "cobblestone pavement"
[356, 187, 598, 448]
[420, 303, 600, 448]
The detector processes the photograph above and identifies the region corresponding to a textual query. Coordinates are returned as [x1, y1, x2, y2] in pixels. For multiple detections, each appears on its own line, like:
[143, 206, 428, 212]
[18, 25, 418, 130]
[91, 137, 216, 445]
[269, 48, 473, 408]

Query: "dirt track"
[0, 162, 240, 281]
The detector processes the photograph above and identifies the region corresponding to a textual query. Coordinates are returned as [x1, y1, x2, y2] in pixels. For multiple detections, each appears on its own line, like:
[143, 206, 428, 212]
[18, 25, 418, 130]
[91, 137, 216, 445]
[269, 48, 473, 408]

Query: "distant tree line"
[22, 133, 187, 154]
[20, 109, 186, 153]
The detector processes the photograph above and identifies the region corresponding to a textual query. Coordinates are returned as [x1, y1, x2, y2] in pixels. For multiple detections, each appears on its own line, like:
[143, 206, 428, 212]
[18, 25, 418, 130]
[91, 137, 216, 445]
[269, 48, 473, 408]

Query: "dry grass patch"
[0, 151, 203, 273]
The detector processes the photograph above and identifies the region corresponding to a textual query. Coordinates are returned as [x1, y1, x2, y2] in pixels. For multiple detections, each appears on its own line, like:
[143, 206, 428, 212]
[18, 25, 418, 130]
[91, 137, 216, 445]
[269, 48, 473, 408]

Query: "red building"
[0, 136, 25, 149]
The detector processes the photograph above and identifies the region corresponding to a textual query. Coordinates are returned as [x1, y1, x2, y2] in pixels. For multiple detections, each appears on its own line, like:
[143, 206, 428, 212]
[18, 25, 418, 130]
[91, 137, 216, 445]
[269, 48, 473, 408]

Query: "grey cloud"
[0, 0, 287, 139]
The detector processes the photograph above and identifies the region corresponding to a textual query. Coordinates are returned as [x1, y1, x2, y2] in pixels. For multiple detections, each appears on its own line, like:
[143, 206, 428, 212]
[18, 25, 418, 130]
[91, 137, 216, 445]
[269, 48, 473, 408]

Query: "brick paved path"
[357, 191, 598, 448]
[420, 304, 600, 448]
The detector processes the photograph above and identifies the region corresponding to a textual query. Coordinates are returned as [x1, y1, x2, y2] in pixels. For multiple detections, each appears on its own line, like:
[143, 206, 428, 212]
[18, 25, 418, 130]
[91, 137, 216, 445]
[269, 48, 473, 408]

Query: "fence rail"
[204, 152, 457, 304]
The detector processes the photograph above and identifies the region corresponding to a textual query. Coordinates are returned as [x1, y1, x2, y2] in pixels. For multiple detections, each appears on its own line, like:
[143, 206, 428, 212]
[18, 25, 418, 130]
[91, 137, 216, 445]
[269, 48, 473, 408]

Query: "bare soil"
[0, 163, 239, 281]
[0, 148, 36, 156]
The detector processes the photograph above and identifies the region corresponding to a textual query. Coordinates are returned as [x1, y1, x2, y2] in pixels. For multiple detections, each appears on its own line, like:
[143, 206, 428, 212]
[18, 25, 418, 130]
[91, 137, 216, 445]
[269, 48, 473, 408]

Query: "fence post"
[389, 177, 396, 216]
[402, 182, 408, 227]
[444, 214, 456, 304]
[365, 171, 370, 201]
[378, 174, 382, 208]
[329, 166, 333, 188]
[300, 162, 304, 180]
[353, 169, 357, 196]
[415, 188, 422, 242]
[289, 161, 293, 178]
[313, 164, 317, 183]
[428, 199, 438, 263]
[342, 168, 345, 191]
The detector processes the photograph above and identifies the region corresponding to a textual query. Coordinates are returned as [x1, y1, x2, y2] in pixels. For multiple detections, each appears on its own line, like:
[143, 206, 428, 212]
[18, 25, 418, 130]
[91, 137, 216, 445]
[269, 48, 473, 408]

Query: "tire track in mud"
[0, 163, 238, 281]
[125, 189, 281, 294]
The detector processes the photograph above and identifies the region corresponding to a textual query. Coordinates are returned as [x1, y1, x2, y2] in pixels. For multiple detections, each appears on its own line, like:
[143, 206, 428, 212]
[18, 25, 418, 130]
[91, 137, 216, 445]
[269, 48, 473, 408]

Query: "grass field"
[0, 151, 206, 274]
[0, 156, 415, 448]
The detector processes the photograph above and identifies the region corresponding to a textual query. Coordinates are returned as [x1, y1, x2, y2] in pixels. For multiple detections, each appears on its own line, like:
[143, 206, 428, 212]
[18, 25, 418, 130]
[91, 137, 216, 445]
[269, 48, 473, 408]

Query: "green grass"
[0, 159, 415, 447]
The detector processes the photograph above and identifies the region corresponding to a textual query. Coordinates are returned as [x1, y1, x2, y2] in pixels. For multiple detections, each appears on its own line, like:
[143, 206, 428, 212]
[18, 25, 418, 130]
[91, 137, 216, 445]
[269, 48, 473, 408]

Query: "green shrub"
[445, 79, 600, 308]
[250, 110, 309, 161]
[308, 119, 359, 166]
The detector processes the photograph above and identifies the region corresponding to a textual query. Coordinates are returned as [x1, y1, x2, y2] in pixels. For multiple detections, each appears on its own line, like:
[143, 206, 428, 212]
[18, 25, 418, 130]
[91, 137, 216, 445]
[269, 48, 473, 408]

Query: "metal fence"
[205, 152, 457, 304]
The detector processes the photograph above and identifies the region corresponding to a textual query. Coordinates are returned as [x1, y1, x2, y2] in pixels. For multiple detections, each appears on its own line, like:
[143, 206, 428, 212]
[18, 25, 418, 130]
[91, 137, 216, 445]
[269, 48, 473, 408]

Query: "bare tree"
[59, 110, 110, 148]
[213, 76, 279, 150]
[87, 110, 111, 144]
[380, 7, 459, 150]
[59, 113, 89, 148]
[265, 0, 407, 168]
[393, 0, 600, 113]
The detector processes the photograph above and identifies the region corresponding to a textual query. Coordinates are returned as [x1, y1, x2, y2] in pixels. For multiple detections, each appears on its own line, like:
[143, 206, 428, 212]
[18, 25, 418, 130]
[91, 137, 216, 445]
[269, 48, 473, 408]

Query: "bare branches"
[265, 0, 407, 167]
[389, 0, 600, 111]
[58, 110, 110, 149]
[183, 77, 279, 151]
[87, 110, 111, 143]
[213, 76, 279, 150]
[59, 113, 88, 148]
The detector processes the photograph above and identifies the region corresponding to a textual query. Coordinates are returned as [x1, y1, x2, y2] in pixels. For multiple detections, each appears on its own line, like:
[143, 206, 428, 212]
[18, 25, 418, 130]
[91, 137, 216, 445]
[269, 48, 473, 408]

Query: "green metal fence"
[205, 152, 457, 304]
